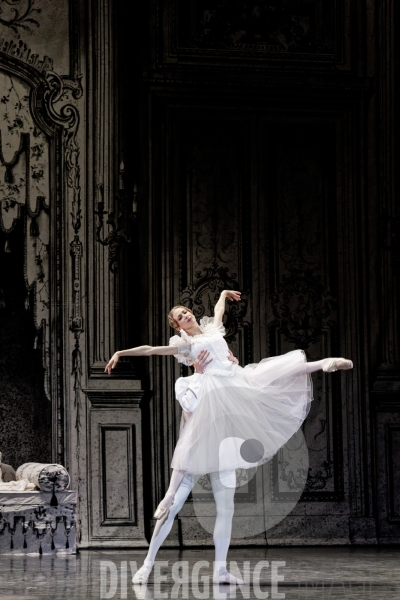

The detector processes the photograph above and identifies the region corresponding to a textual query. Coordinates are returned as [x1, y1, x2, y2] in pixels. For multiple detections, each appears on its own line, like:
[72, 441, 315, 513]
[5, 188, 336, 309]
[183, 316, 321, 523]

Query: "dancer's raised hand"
[193, 350, 213, 374]
[105, 352, 120, 374]
[225, 290, 241, 302]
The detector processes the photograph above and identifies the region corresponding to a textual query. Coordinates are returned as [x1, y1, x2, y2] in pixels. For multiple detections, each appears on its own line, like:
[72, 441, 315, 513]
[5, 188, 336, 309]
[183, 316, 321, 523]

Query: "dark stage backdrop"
[0, 0, 398, 547]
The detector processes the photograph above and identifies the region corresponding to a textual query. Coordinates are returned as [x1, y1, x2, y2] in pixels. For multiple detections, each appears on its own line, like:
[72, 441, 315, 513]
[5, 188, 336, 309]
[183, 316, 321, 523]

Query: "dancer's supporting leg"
[133, 474, 194, 584]
[210, 471, 245, 585]
[154, 469, 186, 518]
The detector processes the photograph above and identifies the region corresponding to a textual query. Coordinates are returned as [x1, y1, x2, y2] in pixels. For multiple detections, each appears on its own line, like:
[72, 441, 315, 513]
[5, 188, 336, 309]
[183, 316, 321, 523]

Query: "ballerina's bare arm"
[213, 289, 242, 326]
[105, 345, 178, 374]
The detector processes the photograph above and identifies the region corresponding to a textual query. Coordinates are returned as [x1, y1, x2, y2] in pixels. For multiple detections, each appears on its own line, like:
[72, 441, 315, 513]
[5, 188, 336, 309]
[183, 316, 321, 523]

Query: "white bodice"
[169, 316, 235, 377]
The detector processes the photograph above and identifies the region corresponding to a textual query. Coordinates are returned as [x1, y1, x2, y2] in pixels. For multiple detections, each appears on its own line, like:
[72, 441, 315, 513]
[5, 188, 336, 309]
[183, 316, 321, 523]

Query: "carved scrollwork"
[269, 266, 337, 349]
[304, 459, 333, 492]
[180, 262, 248, 343]
[0, 0, 41, 37]
[43, 72, 82, 133]
[279, 460, 308, 491]
[42, 70, 84, 334]
[41, 70, 85, 469]
[0, 38, 53, 72]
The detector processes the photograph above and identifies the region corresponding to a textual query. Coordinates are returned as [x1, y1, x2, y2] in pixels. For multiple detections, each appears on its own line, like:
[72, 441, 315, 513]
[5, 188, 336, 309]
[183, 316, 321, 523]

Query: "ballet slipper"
[212, 569, 246, 585]
[132, 561, 153, 584]
[323, 358, 353, 373]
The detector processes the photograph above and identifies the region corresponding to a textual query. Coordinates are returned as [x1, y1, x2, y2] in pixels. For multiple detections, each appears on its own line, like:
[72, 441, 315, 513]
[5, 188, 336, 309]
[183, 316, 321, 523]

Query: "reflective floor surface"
[0, 546, 399, 599]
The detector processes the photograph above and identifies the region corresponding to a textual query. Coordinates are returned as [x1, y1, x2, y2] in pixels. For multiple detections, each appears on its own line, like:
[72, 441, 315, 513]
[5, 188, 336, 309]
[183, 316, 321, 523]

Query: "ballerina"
[105, 289, 353, 584]
[146, 291, 351, 511]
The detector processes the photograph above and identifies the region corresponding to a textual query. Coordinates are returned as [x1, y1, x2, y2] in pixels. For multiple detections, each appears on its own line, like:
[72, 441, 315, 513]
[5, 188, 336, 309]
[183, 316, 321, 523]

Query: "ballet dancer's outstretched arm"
[213, 289, 241, 327]
[104, 344, 177, 374]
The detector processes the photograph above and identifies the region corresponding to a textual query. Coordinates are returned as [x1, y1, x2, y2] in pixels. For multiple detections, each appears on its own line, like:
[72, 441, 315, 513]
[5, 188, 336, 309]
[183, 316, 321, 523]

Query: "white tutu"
[169, 317, 313, 475]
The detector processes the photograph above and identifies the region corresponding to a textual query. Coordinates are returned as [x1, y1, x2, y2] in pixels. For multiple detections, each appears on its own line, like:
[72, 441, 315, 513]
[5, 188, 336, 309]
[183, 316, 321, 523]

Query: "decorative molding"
[304, 459, 333, 492]
[0, 39, 52, 72]
[70, 237, 83, 333]
[40, 66, 84, 475]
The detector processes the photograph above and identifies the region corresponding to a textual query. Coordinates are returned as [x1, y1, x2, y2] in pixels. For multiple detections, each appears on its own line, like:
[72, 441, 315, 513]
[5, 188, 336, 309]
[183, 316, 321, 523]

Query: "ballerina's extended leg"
[303, 358, 353, 374]
[153, 468, 186, 521]
[133, 475, 194, 584]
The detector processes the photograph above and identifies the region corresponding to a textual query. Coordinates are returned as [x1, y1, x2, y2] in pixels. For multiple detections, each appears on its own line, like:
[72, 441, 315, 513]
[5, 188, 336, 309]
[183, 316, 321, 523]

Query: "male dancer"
[133, 349, 244, 585]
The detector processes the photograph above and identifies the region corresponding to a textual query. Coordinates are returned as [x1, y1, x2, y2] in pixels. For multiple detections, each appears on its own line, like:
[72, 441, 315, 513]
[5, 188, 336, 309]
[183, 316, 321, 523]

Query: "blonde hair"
[168, 305, 195, 331]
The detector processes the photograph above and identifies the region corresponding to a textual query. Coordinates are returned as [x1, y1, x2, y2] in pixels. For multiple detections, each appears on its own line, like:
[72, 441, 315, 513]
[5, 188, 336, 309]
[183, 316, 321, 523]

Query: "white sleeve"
[175, 373, 203, 413]
[169, 335, 193, 366]
[199, 315, 226, 336]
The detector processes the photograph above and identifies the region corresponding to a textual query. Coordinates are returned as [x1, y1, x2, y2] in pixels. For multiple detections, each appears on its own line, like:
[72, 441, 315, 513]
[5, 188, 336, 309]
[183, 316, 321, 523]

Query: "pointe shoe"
[132, 562, 153, 584]
[323, 358, 353, 373]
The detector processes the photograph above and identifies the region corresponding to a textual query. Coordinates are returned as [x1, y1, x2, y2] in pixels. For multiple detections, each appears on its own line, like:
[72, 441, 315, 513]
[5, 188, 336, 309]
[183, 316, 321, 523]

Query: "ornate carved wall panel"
[0, 69, 52, 467]
[263, 120, 342, 502]
[148, 95, 368, 544]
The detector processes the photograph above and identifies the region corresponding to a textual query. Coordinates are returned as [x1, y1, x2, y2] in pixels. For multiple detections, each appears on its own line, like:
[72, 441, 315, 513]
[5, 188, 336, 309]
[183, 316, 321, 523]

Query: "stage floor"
[0, 546, 398, 599]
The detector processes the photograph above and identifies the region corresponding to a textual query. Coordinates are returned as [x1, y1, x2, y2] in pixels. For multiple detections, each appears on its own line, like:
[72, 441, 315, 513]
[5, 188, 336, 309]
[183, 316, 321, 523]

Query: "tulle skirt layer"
[171, 349, 313, 475]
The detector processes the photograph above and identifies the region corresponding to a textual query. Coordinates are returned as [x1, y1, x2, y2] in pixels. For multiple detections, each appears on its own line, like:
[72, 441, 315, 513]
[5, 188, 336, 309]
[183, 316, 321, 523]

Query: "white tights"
[304, 359, 328, 374]
[144, 472, 236, 579]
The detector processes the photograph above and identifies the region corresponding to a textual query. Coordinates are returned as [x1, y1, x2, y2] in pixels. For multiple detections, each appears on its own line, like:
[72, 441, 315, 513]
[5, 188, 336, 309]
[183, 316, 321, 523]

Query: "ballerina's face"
[171, 307, 196, 331]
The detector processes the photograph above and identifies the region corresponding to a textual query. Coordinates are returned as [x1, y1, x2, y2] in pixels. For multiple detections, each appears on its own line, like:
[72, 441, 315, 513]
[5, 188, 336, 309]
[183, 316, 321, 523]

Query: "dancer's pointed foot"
[323, 358, 353, 373]
[132, 560, 153, 584]
[213, 568, 245, 585]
